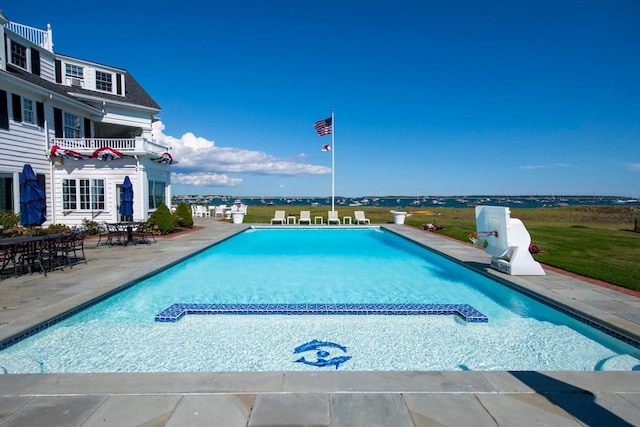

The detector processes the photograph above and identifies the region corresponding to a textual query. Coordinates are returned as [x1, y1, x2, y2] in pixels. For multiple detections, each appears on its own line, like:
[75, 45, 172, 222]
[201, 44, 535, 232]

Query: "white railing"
[144, 139, 173, 155]
[5, 22, 53, 52]
[49, 137, 171, 155]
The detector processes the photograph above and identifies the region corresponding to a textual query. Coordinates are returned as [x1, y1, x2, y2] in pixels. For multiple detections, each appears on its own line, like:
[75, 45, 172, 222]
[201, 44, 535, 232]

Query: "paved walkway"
[0, 220, 639, 426]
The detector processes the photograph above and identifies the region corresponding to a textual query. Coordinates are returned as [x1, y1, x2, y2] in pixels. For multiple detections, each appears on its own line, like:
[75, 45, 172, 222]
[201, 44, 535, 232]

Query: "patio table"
[0, 233, 69, 276]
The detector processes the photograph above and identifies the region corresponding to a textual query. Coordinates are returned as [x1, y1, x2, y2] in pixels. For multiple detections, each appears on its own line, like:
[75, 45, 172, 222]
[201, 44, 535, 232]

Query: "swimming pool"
[1, 227, 639, 373]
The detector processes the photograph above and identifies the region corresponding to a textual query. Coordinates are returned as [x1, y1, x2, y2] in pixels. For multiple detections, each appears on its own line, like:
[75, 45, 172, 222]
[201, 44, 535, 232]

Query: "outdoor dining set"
[0, 231, 86, 278]
[96, 222, 156, 247]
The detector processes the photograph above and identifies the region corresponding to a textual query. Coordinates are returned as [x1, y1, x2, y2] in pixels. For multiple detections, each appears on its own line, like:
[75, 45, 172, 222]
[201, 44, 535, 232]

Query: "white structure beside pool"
[0, 11, 172, 226]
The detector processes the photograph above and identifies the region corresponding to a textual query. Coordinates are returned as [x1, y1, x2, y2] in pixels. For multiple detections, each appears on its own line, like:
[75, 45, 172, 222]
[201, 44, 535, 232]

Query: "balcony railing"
[5, 22, 54, 52]
[49, 137, 171, 156]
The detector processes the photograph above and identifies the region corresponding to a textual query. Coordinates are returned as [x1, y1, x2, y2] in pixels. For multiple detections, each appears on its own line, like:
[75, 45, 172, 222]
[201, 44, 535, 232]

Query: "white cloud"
[152, 121, 330, 187]
[519, 163, 571, 170]
[172, 172, 243, 186]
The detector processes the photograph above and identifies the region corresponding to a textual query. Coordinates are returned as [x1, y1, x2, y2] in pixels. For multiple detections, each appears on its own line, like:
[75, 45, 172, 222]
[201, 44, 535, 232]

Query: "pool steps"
[154, 303, 489, 323]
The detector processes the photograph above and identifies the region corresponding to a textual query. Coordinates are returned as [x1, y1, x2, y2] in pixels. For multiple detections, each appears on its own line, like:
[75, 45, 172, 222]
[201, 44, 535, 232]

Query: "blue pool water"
[1, 228, 639, 373]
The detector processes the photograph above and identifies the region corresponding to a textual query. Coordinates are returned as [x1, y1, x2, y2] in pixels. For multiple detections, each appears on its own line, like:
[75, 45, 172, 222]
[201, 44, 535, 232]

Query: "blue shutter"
[54, 108, 63, 138]
[31, 49, 41, 76]
[11, 94, 22, 123]
[36, 102, 45, 127]
[0, 90, 8, 129]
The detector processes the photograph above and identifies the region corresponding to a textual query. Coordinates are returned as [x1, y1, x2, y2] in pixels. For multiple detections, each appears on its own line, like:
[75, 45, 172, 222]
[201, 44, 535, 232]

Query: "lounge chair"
[214, 205, 227, 218]
[194, 205, 210, 217]
[299, 211, 311, 225]
[327, 211, 341, 225]
[354, 211, 370, 225]
[271, 210, 286, 225]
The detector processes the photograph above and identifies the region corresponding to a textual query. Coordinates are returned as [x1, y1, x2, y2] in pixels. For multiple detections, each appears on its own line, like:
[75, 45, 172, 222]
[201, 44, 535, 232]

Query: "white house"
[0, 11, 173, 227]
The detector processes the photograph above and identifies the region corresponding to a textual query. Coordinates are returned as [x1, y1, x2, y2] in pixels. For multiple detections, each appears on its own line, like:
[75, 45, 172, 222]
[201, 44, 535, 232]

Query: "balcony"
[5, 21, 53, 52]
[49, 137, 171, 157]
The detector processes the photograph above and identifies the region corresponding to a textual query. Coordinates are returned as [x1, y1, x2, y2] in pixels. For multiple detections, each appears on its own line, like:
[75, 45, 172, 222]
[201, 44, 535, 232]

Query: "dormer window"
[65, 64, 84, 87]
[10, 41, 28, 69]
[95, 71, 113, 92]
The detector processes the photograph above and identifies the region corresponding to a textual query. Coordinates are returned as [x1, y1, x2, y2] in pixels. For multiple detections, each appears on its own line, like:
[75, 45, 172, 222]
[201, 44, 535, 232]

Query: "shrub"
[148, 202, 174, 234]
[81, 218, 101, 235]
[174, 202, 194, 228]
[0, 211, 20, 230]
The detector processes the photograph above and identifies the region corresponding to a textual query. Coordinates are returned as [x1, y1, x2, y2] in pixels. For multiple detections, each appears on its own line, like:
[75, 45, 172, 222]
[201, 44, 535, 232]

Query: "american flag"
[314, 117, 332, 136]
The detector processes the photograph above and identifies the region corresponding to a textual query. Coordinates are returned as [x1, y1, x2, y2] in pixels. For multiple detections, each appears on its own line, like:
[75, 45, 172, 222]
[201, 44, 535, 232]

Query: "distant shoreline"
[172, 194, 639, 209]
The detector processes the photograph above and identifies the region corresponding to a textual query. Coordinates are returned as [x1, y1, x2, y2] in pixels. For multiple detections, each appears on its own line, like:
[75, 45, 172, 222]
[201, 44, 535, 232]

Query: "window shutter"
[84, 118, 91, 138]
[36, 102, 45, 127]
[116, 73, 122, 95]
[55, 60, 62, 83]
[0, 90, 8, 130]
[31, 49, 41, 76]
[53, 107, 63, 138]
[11, 94, 22, 123]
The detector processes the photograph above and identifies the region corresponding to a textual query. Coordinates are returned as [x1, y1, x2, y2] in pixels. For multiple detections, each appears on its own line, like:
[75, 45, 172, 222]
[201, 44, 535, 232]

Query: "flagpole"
[331, 108, 335, 212]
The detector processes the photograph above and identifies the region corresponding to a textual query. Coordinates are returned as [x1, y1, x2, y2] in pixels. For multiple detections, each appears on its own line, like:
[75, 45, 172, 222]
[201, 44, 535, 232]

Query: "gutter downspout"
[135, 155, 142, 222]
[45, 93, 56, 225]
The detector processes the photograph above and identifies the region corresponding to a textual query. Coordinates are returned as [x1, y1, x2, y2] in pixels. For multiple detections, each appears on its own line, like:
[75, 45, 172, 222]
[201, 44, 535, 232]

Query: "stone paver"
[249, 393, 329, 427]
[403, 394, 498, 427]
[0, 219, 639, 426]
[167, 395, 255, 427]
[331, 393, 414, 427]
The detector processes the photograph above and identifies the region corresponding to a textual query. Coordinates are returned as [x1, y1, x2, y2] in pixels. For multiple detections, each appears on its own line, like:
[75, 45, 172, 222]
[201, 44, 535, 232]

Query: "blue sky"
[5, 1, 639, 197]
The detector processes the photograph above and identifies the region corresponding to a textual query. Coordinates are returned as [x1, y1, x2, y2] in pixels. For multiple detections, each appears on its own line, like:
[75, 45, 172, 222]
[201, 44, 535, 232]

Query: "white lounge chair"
[192, 205, 203, 217]
[299, 211, 311, 225]
[194, 205, 210, 217]
[271, 210, 286, 225]
[327, 211, 340, 225]
[354, 211, 370, 225]
[214, 205, 227, 218]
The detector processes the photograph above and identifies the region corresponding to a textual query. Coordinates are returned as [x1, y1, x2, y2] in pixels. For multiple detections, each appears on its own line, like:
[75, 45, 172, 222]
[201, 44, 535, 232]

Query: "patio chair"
[134, 222, 157, 244]
[270, 210, 286, 225]
[56, 232, 87, 268]
[299, 211, 312, 225]
[328, 211, 341, 225]
[354, 211, 371, 225]
[192, 205, 210, 218]
[106, 223, 127, 246]
[0, 244, 18, 277]
[214, 205, 227, 218]
[96, 222, 110, 247]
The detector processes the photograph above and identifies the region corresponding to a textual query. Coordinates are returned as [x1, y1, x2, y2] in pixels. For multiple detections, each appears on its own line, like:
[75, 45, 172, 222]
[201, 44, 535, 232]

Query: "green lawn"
[241, 205, 640, 291]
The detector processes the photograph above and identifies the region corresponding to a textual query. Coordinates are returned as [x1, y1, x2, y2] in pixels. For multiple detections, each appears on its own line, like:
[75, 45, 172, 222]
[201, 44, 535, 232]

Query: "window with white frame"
[65, 64, 84, 78]
[62, 179, 78, 210]
[95, 71, 113, 92]
[22, 98, 35, 124]
[63, 179, 104, 210]
[148, 180, 166, 209]
[63, 112, 81, 138]
[65, 64, 84, 86]
[10, 41, 27, 69]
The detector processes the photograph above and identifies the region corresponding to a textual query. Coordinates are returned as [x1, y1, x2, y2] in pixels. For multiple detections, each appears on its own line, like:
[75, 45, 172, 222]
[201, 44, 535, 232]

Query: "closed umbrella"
[119, 176, 134, 221]
[19, 164, 47, 227]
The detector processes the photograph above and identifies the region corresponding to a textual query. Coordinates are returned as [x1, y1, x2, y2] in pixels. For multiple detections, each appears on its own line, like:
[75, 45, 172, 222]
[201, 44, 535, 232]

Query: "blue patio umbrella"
[19, 164, 47, 227]
[119, 176, 134, 220]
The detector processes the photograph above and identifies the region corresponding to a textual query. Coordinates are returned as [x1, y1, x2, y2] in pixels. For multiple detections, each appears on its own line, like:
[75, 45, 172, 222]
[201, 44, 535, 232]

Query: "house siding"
[1, 13, 172, 228]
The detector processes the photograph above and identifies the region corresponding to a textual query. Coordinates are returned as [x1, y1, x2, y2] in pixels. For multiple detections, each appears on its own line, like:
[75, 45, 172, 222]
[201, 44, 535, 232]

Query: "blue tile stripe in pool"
[154, 303, 489, 323]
